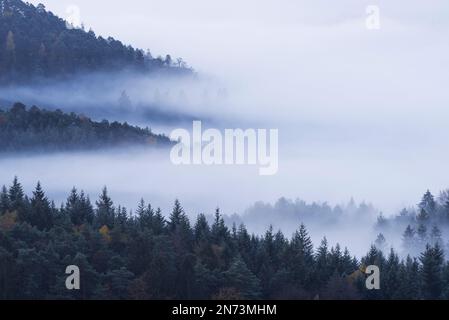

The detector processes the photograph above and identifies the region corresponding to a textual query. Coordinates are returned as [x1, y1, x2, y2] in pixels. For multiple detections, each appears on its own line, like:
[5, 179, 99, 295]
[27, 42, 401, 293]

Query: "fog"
[3, 0, 449, 256]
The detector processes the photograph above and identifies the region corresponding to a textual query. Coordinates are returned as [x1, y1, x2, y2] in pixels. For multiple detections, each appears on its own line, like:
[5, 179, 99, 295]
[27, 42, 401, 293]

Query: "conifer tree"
[8, 176, 24, 212]
[0, 185, 9, 214]
[194, 214, 211, 242]
[374, 233, 387, 253]
[29, 182, 53, 230]
[397, 256, 421, 299]
[95, 187, 115, 228]
[420, 244, 444, 299]
[402, 225, 416, 254]
[430, 225, 443, 247]
[223, 257, 261, 299]
[419, 190, 436, 216]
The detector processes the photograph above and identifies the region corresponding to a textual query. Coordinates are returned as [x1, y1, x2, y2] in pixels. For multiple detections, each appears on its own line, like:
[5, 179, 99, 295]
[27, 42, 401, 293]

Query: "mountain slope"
[0, 0, 190, 83]
[0, 102, 172, 152]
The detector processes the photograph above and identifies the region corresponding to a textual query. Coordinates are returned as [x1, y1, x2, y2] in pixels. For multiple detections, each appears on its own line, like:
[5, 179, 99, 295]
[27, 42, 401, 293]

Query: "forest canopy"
[0, 102, 172, 152]
[0, 0, 192, 84]
[1, 178, 449, 300]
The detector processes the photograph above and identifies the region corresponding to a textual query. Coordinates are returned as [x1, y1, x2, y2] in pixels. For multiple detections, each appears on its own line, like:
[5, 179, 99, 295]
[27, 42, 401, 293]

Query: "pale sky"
[20, 0, 449, 214]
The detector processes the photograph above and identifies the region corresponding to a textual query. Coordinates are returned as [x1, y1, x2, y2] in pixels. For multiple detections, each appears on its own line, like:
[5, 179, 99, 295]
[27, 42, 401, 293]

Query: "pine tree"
[168, 199, 184, 232]
[152, 208, 166, 235]
[416, 208, 430, 225]
[211, 208, 229, 244]
[95, 187, 115, 228]
[441, 262, 449, 299]
[420, 244, 445, 299]
[79, 191, 94, 224]
[0, 185, 9, 214]
[417, 224, 428, 250]
[66, 187, 81, 225]
[136, 199, 155, 230]
[8, 176, 24, 212]
[289, 224, 314, 290]
[315, 237, 331, 289]
[397, 256, 421, 299]
[430, 225, 443, 247]
[29, 182, 53, 230]
[116, 206, 128, 227]
[193, 261, 220, 299]
[419, 190, 436, 216]
[194, 214, 211, 242]
[402, 225, 416, 254]
[374, 233, 387, 253]
[223, 257, 261, 299]
[383, 249, 401, 299]
[168, 200, 193, 251]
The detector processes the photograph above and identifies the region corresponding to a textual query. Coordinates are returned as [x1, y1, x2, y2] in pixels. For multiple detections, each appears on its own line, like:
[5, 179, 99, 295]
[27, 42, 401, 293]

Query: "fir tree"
[419, 190, 436, 216]
[29, 182, 53, 230]
[95, 187, 115, 229]
[8, 176, 24, 212]
[0, 185, 9, 214]
[223, 257, 261, 299]
[420, 244, 444, 299]
[402, 225, 416, 254]
[374, 233, 387, 253]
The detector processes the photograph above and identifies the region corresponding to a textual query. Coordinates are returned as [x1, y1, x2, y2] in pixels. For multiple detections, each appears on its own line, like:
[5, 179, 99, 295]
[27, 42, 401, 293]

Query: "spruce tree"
[430, 225, 443, 247]
[374, 233, 387, 253]
[29, 182, 53, 230]
[211, 208, 229, 244]
[420, 244, 445, 299]
[383, 249, 401, 299]
[194, 214, 211, 242]
[419, 190, 436, 216]
[66, 187, 81, 225]
[417, 224, 428, 251]
[402, 225, 416, 254]
[95, 187, 115, 228]
[8, 176, 24, 212]
[0, 185, 9, 214]
[289, 224, 314, 290]
[315, 237, 330, 289]
[397, 256, 421, 299]
[223, 257, 261, 299]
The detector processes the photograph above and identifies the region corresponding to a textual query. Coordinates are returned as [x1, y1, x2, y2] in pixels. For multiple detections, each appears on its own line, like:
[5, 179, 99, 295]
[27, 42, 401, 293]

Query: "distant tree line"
[1, 178, 449, 300]
[0, 0, 191, 84]
[0, 102, 171, 152]
[374, 190, 449, 258]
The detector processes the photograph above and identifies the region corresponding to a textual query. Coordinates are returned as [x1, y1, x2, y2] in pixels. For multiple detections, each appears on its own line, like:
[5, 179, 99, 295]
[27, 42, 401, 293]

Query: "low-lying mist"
[3, 0, 449, 258]
[2, 145, 448, 258]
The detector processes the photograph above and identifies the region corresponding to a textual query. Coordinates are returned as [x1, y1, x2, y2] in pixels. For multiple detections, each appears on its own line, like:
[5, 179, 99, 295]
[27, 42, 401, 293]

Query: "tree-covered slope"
[0, 0, 190, 83]
[1, 179, 449, 299]
[0, 102, 171, 152]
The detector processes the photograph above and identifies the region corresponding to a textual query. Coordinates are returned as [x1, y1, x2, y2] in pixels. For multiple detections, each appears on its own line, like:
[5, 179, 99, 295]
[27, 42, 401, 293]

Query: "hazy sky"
[18, 0, 449, 215]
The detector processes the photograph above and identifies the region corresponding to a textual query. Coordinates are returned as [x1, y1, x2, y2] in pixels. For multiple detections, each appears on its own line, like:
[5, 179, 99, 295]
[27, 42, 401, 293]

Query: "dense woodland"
[1, 178, 449, 300]
[0, 102, 171, 152]
[374, 190, 449, 258]
[0, 0, 191, 84]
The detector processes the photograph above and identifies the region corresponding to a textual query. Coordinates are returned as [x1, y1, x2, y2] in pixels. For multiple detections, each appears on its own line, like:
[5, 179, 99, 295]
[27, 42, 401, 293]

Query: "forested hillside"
[0, 102, 171, 152]
[0, 0, 191, 84]
[374, 190, 449, 258]
[1, 178, 449, 300]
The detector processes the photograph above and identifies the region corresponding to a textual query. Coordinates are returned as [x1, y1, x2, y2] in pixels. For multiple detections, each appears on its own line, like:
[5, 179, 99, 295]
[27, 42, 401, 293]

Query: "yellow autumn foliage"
[0, 211, 18, 231]
[99, 225, 111, 242]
